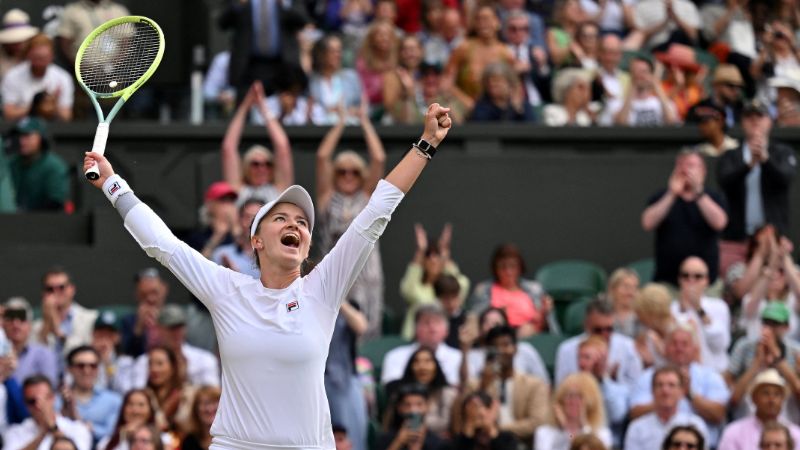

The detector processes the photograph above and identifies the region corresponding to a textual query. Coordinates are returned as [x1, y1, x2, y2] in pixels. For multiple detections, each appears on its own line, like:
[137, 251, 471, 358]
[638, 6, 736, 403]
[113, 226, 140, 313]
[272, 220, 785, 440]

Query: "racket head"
[74, 16, 165, 102]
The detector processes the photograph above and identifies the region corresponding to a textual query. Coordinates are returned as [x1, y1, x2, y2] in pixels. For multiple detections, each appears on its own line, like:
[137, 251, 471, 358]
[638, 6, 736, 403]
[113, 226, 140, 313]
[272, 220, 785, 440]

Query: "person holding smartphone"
[377, 383, 449, 450]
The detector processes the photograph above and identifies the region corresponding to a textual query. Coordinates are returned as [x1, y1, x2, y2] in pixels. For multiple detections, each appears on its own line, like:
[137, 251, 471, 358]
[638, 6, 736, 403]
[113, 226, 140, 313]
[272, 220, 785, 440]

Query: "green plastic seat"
[536, 259, 607, 326]
[358, 335, 408, 383]
[523, 333, 567, 379]
[563, 297, 591, 336]
[627, 258, 655, 284]
[98, 304, 136, 320]
[381, 305, 402, 336]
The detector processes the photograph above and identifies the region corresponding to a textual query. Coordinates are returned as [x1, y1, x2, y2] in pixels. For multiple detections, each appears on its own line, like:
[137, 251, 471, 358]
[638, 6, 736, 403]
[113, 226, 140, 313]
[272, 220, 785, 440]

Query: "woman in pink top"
[469, 244, 560, 336]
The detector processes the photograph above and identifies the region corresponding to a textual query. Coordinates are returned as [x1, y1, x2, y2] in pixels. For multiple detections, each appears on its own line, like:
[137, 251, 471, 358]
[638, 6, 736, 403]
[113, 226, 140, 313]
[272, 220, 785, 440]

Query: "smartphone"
[406, 412, 423, 431]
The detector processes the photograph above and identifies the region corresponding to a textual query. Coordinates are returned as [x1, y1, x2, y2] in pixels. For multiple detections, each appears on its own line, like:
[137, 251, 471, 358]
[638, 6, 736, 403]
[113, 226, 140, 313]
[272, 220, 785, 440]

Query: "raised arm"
[221, 84, 257, 190]
[385, 104, 451, 193]
[252, 82, 294, 191]
[315, 116, 346, 212]
[360, 99, 386, 195]
[82, 152, 232, 310]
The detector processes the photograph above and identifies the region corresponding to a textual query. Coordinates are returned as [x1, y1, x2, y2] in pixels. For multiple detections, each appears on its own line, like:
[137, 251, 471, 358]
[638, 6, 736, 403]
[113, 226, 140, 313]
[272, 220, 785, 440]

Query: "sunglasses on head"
[679, 272, 707, 281]
[44, 283, 68, 293]
[335, 168, 360, 177]
[249, 160, 273, 168]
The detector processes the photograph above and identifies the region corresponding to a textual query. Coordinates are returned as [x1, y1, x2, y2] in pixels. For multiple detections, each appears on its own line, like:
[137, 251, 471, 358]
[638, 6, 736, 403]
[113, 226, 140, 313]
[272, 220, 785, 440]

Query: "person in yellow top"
[399, 223, 470, 340]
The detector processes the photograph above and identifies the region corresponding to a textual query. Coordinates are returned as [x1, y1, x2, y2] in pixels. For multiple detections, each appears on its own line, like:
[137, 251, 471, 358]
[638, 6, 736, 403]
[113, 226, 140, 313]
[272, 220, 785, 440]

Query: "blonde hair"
[634, 283, 672, 321]
[359, 20, 398, 71]
[607, 268, 639, 294]
[552, 372, 606, 431]
[578, 335, 608, 353]
[551, 68, 592, 104]
[333, 150, 368, 179]
[242, 145, 273, 184]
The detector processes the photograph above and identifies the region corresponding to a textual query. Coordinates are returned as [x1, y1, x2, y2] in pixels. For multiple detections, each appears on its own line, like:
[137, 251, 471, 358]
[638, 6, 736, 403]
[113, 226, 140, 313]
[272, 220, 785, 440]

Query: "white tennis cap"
[250, 185, 315, 239]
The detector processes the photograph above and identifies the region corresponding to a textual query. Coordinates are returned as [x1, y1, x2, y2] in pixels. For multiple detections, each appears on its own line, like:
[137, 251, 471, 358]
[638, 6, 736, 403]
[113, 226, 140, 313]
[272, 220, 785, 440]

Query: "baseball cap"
[743, 99, 769, 116]
[761, 301, 790, 324]
[158, 304, 186, 327]
[749, 368, 788, 397]
[249, 185, 315, 239]
[14, 116, 46, 135]
[420, 61, 443, 74]
[94, 310, 120, 331]
[204, 182, 238, 202]
[3, 297, 32, 321]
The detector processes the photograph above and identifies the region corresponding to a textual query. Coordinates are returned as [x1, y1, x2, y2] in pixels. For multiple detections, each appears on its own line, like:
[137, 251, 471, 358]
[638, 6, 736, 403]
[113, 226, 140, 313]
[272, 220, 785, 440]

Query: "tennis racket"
[75, 16, 165, 180]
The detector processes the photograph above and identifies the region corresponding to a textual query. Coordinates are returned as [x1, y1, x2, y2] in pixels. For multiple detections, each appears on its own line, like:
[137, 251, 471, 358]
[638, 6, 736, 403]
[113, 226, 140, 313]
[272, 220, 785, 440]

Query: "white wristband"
[102, 174, 132, 207]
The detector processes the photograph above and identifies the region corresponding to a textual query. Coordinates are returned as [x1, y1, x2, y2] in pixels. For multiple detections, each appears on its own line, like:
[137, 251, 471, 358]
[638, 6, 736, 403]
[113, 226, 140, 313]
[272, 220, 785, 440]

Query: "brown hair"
[187, 385, 221, 436]
[490, 244, 527, 281]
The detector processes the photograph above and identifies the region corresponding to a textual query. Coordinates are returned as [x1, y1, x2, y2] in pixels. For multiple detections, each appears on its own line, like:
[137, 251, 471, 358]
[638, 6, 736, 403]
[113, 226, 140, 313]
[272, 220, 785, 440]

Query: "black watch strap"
[414, 139, 437, 158]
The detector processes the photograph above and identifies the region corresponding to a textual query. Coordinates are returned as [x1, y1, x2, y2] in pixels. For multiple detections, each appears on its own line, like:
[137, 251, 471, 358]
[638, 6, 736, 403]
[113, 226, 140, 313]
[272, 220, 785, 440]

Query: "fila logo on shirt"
[287, 300, 300, 312]
[108, 182, 121, 195]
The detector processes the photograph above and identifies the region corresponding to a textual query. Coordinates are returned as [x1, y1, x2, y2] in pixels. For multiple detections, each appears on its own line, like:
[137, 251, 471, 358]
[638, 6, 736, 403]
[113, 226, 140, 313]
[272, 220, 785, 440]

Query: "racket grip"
[85, 123, 110, 181]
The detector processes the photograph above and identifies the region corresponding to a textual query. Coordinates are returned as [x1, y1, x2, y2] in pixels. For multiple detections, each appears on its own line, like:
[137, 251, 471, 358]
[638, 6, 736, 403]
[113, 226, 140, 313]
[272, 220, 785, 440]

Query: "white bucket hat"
[249, 185, 315, 240]
[0, 9, 39, 44]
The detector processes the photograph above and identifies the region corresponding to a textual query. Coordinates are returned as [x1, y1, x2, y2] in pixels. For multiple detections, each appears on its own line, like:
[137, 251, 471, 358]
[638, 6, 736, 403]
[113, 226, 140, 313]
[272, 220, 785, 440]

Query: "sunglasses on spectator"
[71, 362, 99, 370]
[679, 272, 707, 281]
[669, 441, 698, 449]
[3, 309, 28, 321]
[249, 160, 273, 168]
[44, 283, 69, 293]
[24, 397, 42, 407]
[508, 25, 528, 32]
[762, 318, 787, 327]
[591, 326, 613, 334]
[335, 168, 361, 177]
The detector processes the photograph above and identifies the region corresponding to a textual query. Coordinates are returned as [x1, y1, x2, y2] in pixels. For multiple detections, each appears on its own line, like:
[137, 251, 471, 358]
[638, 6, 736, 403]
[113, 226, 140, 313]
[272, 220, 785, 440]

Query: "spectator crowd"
[1, 1, 800, 450]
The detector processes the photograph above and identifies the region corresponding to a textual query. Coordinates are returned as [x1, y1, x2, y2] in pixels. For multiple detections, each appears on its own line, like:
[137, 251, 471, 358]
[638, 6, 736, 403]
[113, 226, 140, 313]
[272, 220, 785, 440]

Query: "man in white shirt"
[629, 323, 730, 447]
[596, 34, 630, 126]
[132, 304, 220, 387]
[1, 33, 73, 121]
[381, 304, 461, 386]
[2, 375, 92, 450]
[555, 298, 642, 386]
[625, 366, 708, 450]
[672, 256, 731, 372]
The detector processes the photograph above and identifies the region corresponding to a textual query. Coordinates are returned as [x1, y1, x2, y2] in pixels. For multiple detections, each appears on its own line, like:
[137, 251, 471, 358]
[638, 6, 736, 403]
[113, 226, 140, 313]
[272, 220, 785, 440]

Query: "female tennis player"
[83, 103, 452, 450]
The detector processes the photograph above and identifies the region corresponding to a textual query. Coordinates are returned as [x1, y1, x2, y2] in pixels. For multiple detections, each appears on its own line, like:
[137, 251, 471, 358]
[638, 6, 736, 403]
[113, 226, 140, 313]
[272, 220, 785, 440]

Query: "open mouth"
[280, 233, 300, 248]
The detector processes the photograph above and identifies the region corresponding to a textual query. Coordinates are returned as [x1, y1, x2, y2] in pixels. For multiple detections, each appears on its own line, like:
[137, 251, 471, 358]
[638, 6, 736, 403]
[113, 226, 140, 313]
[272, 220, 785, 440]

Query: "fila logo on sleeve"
[287, 300, 300, 312]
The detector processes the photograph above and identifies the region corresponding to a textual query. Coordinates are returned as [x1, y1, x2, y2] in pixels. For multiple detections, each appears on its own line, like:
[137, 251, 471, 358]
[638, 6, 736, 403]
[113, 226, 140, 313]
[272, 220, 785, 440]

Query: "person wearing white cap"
[81, 103, 452, 450]
[717, 369, 800, 450]
[0, 9, 39, 80]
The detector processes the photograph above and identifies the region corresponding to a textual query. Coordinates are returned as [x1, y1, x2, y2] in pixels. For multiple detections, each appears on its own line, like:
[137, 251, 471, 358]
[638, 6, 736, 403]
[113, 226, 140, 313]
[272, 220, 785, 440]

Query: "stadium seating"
[523, 332, 567, 379]
[358, 335, 408, 383]
[535, 259, 607, 326]
[627, 257, 655, 284]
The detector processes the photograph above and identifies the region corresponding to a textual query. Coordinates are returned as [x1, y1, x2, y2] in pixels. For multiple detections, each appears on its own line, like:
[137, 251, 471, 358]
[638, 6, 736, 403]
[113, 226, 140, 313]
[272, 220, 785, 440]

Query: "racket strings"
[79, 21, 161, 95]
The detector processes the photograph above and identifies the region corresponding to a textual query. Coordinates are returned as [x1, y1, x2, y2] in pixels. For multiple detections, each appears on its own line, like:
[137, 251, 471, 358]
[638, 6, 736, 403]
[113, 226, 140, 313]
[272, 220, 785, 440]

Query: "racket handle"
[85, 123, 110, 181]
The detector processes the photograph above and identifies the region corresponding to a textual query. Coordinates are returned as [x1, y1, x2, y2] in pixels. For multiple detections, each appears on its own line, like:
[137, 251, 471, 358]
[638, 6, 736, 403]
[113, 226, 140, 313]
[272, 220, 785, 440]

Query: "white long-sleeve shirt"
[117, 179, 404, 450]
[671, 296, 731, 372]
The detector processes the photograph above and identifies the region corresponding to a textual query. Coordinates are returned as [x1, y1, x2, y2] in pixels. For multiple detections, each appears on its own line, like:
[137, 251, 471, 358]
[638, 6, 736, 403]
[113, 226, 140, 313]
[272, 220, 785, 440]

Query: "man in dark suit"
[218, 0, 309, 101]
[717, 99, 797, 272]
